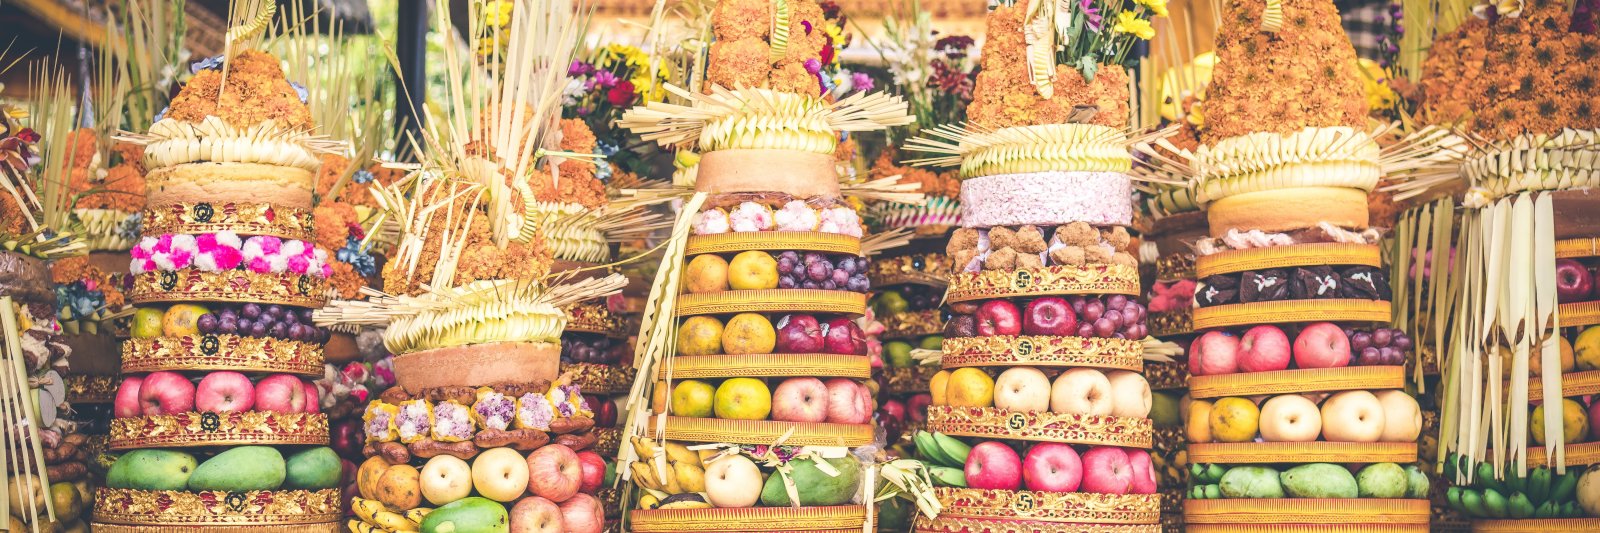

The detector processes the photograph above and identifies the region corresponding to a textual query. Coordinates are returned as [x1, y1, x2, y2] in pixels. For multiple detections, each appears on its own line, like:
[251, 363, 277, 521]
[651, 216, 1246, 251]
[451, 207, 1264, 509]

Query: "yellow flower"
[1135, 0, 1169, 18]
[1113, 12, 1156, 40]
[1187, 100, 1207, 128]
[483, 0, 514, 27]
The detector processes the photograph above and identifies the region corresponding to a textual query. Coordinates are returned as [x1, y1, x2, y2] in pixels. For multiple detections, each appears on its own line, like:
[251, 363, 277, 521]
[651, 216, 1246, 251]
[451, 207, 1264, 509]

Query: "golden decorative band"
[1188, 366, 1407, 399]
[1554, 238, 1600, 259]
[128, 270, 329, 308]
[924, 406, 1153, 448]
[1526, 370, 1600, 402]
[934, 488, 1159, 524]
[1562, 301, 1600, 328]
[675, 289, 867, 317]
[946, 264, 1141, 303]
[1183, 498, 1430, 526]
[686, 231, 863, 256]
[1195, 243, 1383, 278]
[886, 366, 939, 395]
[1192, 299, 1391, 330]
[915, 515, 1160, 533]
[1511, 440, 1600, 468]
[90, 524, 341, 533]
[92, 487, 341, 526]
[1471, 518, 1600, 532]
[1186, 442, 1418, 464]
[648, 416, 874, 447]
[121, 334, 324, 376]
[630, 504, 867, 532]
[566, 362, 637, 395]
[660, 354, 872, 380]
[66, 374, 118, 403]
[941, 335, 1143, 371]
[881, 309, 946, 340]
[142, 202, 316, 241]
[108, 411, 329, 450]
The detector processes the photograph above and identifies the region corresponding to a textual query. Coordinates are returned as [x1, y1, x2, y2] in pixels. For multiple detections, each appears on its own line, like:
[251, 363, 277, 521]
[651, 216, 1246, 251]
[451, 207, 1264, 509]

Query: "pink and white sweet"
[959, 171, 1132, 228]
[473, 389, 517, 431]
[692, 201, 863, 237]
[431, 400, 476, 442]
[131, 232, 332, 277]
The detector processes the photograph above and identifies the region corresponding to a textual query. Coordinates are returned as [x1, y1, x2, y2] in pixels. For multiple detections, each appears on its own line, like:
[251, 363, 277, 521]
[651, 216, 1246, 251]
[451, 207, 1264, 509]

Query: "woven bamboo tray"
[1556, 238, 1600, 259]
[91, 524, 341, 533]
[142, 201, 316, 242]
[1562, 301, 1600, 328]
[946, 264, 1142, 303]
[1186, 441, 1418, 464]
[941, 335, 1144, 371]
[1507, 439, 1600, 468]
[1472, 518, 1600, 531]
[121, 334, 324, 376]
[925, 406, 1152, 448]
[108, 411, 328, 449]
[1195, 243, 1383, 278]
[658, 354, 872, 380]
[915, 515, 1160, 532]
[128, 270, 329, 308]
[92, 487, 342, 527]
[629, 504, 867, 532]
[933, 488, 1160, 524]
[1188, 365, 1407, 399]
[685, 231, 863, 256]
[1526, 370, 1600, 402]
[1183, 498, 1430, 532]
[1192, 299, 1391, 330]
[647, 416, 874, 447]
[675, 289, 867, 316]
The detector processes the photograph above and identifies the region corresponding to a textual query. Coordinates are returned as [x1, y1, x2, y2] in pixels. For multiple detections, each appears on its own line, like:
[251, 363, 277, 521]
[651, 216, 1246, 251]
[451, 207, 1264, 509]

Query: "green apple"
[671, 380, 716, 418]
[1150, 392, 1182, 428]
[713, 378, 772, 420]
[918, 335, 944, 350]
[876, 291, 909, 315]
[884, 341, 915, 368]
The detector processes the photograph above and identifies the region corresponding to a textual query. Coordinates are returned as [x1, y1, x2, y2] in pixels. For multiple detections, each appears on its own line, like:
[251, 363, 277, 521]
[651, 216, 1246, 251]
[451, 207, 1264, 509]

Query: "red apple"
[574, 451, 606, 495]
[1022, 297, 1078, 336]
[772, 377, 830, 423]
[1022, 442, 1082, 493]
[254, 374, 308, 413]
[509, 496, 563, 533]
[138, 371, 196, 415]
[1189, 331, 1241, 376]
[526, 444, 582, 503]
[880, 399, 907, 423]
[976, 300, 1023, 337]
[822, 318, 868, 355]
[114, 376, 144, 418]
[331, 418, 363, 459]
[1589, 399, 1600, 442]
[1238, 325, 1292, 373]
[593, 399, 617, 428]
[1293, 322, 1352, 369]
[945, 315, 979, 338]
[302, 380, 321, 413]
[775, 314, 825, 353]
[907, 394, 932, 422]
[558, 492, 604, 533]
[964, 441, 1023, 490]
[1079, 446, 1133, 494]
[1557, 259, 1594, 303]
[1125, 449, 1157, 494]
[824, 378, 872, 424]
[196, 371, 255, 413]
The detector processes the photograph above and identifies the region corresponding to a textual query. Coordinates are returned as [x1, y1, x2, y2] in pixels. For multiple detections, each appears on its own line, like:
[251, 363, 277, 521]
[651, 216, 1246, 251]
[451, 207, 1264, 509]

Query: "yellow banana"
[664, 442, 701, 467]
[403, 507, 431, 524]
[352, 498, 385, 525]
[658, 499, 713, 510]
[631, 436, 659, 459]
[347, 519, 381, 533]
[372, 510, 418, 532]
[674, 462, 706, 493]
[630, 461, 663, 491]
[638, 493, 661, 509]
[697, 448, 719, 465]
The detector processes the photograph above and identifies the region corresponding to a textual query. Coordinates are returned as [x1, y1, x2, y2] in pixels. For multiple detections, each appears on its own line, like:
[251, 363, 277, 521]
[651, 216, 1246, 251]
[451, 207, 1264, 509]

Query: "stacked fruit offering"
[559, 300, 631, 460]
[1442, 454, 1596, 520]
[869, 250, 951, 449]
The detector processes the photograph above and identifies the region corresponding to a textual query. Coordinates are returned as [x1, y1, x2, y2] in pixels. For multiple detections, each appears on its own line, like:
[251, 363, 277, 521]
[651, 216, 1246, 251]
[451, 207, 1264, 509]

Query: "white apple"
[1320, 390, 1386, 443]
[472, 447, 531, 502]
[1374, 390, 1422, 442]
[1258, 395, 1322, 442]
[420, 455, 473, 506]
[510, 496, 564, 533]
[704, 454, 763, 508]
[993, 368, 1051, 412]
[1104, 370, 1152, 418]
[1050, 368, 1113, 416]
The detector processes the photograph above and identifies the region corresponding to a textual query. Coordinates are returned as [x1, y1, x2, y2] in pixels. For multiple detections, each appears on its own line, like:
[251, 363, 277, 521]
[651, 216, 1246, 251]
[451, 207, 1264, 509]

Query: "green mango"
[283, 447, 341, 489]
[1149, 392, 1182, 428]
[884, 342, 915, 368]
[1404, 465, 1430, 498]
[421, 496, 509, 533]
[105, 449, 197, 490]
[1281, 463, 1359, 498]
[1219, 466, 1285, 498]
[876, 497, 913, 531]
[188, 446, 286, 491]
[918, 336, 944, 350]
[1356, 463, 1408, 498]
[760, 457, 862, 506]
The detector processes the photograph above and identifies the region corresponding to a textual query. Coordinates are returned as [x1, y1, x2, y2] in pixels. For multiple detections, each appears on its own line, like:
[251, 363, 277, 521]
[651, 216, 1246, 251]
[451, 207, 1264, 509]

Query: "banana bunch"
[628, 436, 708, 496]
[1443, 454, 1585, 519]
[351, 497, 430, 533]
[1187, 463, 1229, 499]
[1150, 450, 1187, 487]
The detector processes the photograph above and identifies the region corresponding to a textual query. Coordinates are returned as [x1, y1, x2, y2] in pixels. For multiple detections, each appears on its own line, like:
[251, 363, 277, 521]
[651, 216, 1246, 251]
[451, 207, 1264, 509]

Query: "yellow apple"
[671, 380, 716, 418]
[945, 368, 995, 408]
[684, 254, 730, 294]
[714, 378, 772, 420]
[1531, 398, 1588, 445]
[722, 313, 776, 355]
[929, 370, 951, 406]
[1576, 326, 1600, 371]
[677, 316, 724, 356]
[728, 251, 779, 290]
[1208, 397, 1260, 443]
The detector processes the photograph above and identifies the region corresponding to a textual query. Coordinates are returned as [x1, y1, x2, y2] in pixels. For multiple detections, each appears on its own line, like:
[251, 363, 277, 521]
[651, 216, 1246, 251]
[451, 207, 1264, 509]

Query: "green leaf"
[1079, 57, 1099, 82]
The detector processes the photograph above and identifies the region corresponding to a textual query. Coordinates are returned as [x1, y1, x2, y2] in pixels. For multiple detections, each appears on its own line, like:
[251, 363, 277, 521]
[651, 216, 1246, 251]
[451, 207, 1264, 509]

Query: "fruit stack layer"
[872, 276, 945, 454]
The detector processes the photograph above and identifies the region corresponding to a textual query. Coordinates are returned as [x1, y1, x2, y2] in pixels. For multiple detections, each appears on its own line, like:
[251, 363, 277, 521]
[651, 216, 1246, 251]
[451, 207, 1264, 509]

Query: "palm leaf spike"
[1533, 194, 1562, 472]
[218, 0, 277, 101]
[1022, 0, 1056, 98]
[770, 0, 792, 63]
[1259, 0, 1284, 32]
[1, 297, 57, 528]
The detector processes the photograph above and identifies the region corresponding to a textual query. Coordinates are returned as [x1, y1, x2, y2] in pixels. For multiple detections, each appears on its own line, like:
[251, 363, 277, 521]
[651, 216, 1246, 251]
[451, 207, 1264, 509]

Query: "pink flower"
[154, 234, 174, 253]
[342, 362, 370, 385]
[213, 247, 243, 270]
[321, 264, 332, 277]
[257, 236, 282, 255]
[287, 254, 311, 274]
[196, 233, 220, 252]
[248, 258, 272, 273]
[349, 385, 369, 404]
[372, 359, 395, 387]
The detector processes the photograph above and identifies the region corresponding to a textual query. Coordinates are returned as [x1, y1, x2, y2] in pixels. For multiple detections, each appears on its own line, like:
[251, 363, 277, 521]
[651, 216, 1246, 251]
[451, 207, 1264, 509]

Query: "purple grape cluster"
[776, 251, 871, 293]
[1347, 326, 1413, 366]
[195, 303, 330, 343]
[899, 284, 943, 310]
[1066, 294, 1148, 339]
[561, 334, 630, 365]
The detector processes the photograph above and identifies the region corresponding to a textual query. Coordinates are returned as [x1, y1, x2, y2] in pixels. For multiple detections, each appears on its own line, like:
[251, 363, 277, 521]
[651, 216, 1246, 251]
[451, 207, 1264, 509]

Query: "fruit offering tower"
[90, 26, 348, 532]
[900, 1, 1171, 531]
[612, 0, 916, 528]
[1144, 0, 1456, 529]
[868, 246, 951, 450]
[1138, 186, 1205, 533]
[1402, 0, 1600, 527]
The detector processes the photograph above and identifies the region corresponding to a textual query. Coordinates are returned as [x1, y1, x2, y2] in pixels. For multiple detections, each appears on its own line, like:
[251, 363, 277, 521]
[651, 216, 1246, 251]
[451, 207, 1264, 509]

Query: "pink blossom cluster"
[692, 201, 863, 237]
[130, 232, 332, 278]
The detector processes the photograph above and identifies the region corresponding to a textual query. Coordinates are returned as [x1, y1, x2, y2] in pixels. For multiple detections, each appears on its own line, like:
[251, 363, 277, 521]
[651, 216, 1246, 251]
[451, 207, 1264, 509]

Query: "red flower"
[607, 80, 636, 106]
[819, 35, 836, 65]
[15, 128, 39, 143]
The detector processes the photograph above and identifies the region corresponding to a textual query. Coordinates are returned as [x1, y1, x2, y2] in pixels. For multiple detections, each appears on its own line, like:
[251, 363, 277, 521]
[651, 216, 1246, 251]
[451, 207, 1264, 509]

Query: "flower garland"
[130, 232, 333, 278]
